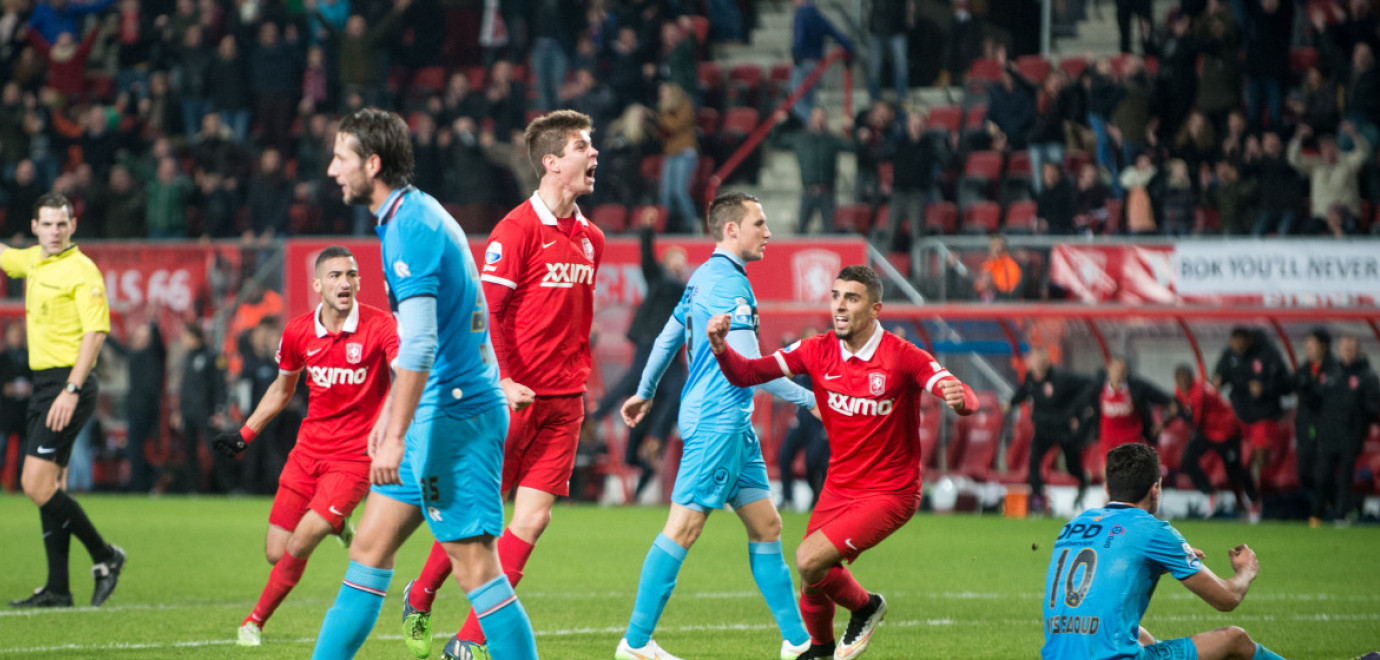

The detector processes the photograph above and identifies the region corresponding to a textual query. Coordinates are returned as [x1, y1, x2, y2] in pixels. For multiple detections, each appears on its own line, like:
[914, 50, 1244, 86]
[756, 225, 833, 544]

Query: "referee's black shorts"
[25, 367, 98, 468]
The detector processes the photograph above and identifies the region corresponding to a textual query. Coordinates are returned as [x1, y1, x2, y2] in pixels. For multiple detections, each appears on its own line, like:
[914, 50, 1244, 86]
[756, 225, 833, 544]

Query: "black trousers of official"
[779, 418, 829, 507]
[1312, 440, 1361, 520]
[1028, 425, 1087, 495]
[1180, 433, 1258, 502]
[124, 403, 159, 493]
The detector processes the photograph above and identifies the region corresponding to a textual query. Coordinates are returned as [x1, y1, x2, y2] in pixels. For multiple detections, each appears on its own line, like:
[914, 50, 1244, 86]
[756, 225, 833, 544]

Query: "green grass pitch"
[1, 494, 1378, 659]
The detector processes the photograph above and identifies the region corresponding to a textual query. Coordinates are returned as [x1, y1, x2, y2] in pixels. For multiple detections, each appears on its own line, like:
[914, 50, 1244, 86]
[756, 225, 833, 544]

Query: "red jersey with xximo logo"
[479, 193, 605, 395]
[775, 323, 975, 494]
[1099, 384, 1143, 451]
[276, 303, 398, 462]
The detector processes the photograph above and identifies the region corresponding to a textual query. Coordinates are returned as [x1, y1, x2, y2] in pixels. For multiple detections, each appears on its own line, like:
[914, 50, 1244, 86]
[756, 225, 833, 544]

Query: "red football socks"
[409, 541, 453, 612]
[799, 587, 837, 645]
[455, 530, 535, 644]
[816, 565, 870, 611]
[246, 552, 308, 627]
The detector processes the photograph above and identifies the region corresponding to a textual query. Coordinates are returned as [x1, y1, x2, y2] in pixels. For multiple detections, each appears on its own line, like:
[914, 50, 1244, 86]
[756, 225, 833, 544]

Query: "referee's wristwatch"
[64, 382, 81, 395]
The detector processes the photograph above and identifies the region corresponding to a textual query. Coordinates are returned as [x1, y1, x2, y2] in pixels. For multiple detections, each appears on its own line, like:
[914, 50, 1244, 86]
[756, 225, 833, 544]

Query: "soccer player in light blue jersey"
[616, 192, 818, 660]
[310, 108, 537, 660]
[1043, 443, 1284, 660]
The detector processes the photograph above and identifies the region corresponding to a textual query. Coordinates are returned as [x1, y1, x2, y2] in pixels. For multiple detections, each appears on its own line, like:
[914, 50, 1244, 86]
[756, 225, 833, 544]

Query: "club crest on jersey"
[581, 237, 594, 262]
[868, 372, 886, 395]
[346, 342, 363, 364]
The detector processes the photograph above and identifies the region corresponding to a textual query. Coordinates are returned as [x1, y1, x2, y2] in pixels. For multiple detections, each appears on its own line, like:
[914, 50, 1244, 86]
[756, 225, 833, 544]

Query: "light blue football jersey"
[672, 249, 760, 436]
[1042, 503, 1203, 660]
[376, 186, 504, 417]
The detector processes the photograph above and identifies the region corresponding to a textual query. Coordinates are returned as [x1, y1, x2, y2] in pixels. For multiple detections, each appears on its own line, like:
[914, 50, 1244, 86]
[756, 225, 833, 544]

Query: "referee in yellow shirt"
[2, 193, 125, 609]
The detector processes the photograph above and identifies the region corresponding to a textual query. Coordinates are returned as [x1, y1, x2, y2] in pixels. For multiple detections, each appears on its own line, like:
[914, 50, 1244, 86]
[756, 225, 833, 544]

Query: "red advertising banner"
[1049, 244, 1177, 304]
[284, 236, 868, 320]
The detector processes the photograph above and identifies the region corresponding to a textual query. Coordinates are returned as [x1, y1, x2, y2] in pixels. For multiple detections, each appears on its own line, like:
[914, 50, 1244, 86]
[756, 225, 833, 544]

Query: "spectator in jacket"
[852, 99, 896, 207]
[245, 147, 291, 242]
[1027, 71, 1077, 192]
[1213, 327, 1291, 504]
[108, 318, 165, 492]
[1005, 347, 1095, 510]
[986, 67, 1035, 151]
[0, 321, 30, 491]
[1306, 336, 1380, 526]
[27, 0, 113, 45]
[1244, 0, 1292, 132]
[27, 23, 101, 99]
[1174, 365, 1260, 519]
[1293, 328, 1331, 510]
[590, 210, 689, 501]
[1288, 123, 1372, 232]
[866, 0, 914, 102]
[210, 34, 252, 142]
[310, 0, 408, 106]
[657, 82, 698, 233]
[1204, 160, 1256, 235]
[1245, 132, 1305, 236]
[878, 109, 944, 248]
[145, 156, 190, 238]
[88, 163, 145, 238]
[1290, 67, 1341, 136]
[1072, 163, 1112, 234]
[780, 106, 853, 235]
[172, 322, 228, 493]
[1157, 159, 1197, 236]
[1195, 0, 1242, 132]
[789, 0, 855, 123]
[1036, 163, 1076, 234]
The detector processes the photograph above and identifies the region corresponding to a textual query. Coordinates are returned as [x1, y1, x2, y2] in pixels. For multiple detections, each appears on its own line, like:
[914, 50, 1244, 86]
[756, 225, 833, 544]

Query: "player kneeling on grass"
[213, 246, 398, 647]
[709, 265, 978, 660]
[1041, 442, 1285, 660]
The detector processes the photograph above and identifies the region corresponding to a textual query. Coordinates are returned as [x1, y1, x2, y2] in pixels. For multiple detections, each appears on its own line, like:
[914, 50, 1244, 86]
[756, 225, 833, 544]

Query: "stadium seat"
[968, 58, 1003, 84]
[1356, 424, 1380, 494]
[697, 61, 723, 97]
[687, 14, 710, 50]
[464, 65, 486, 90]
[962, 201, 1002, 233]
[885, 252, 911, 278]
[925, 202, 958, 234]
[722, 107, 759, 136]
[919, 396, 943, 478]
[696, 107, 721, 137]
[1290, 47, 1319, 74]
[1002, 150, 1034, 203]
[874, 204, 892, 236]
[727, 64, 764, 107]
[1059, 57, 1088, 80]
[1103, 199, 1124, 234]
[1015, 55, 1051, 84]
[1063, 149, 1091, 175]
[639, 155, 664, 184]
[959, 151, 1002, 208]
[926, 105, 963, 134]
[411, 66, 447, 94]
[1004, 200, 1039, 233]
[834, 203, 875, 234]
[963, 104, 987, 136]
[998, 404, 1033, 484]
[590, 204, 629, 233]
[952, 391, 1004, 481]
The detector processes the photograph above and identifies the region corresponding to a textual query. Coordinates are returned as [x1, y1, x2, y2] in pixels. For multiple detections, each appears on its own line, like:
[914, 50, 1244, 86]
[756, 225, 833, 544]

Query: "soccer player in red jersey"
[400, 109, 603, 659]
[1089, 356, 1173, 463]
[212, 246, 398, 647]
[707, 265, 978, 660]
[1173, 364, 1259, 519]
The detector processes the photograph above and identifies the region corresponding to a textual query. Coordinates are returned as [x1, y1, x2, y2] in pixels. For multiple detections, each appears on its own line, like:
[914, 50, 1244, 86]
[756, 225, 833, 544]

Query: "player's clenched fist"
[940, 379, 968, 413]
[501, 378, 536, 412]
[212, 431, 248, 457]
[1230, 543, 1259, 579]
[705, 313, 732, 355]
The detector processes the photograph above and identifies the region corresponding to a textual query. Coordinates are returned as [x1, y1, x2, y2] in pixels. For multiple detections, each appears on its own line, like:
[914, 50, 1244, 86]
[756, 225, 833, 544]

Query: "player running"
[310, 107, 538, 660]
[213, 246, 396, 646]
[1040, 442, 1285, 660]
[708, 265, 978, 660]
[400, 109, 603, 660]
[615, 193, 818, 660]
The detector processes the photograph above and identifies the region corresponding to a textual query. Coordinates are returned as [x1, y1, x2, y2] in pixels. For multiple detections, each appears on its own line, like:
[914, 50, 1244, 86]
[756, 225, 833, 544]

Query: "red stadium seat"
[968, 58, 1003, 83]
[834, 203, 875, 234]
[411, 66, 448, 93]
[1005, 200, 1039, 232]
[1059, 57, 1088, 80]
[1015, 55, 1051, 84]
[639, 155, 664, 184]
[697, 61, 723, 94]
[925, 202, 958, 234]
[962, 201, 1002, 233]
[885, 252, 911, 278]
[687, 15, 710, 46]
[727, 64, 764, 105]
[963, 151, 1004, 181]
[999, 404, 1034, 484]
[919, 396, 943, 475]
[1006, 150, 1033, 180]
[952, 391, 1004, 480]
[722, 107, 760, 135]
[1063, 149, 1091, 175]
[963, 105, 987, 133]
[696, 107, 721, 137]
[926, 105, 962, 134]
[590, 204, 629, 233]
[464, 65, 486, 90]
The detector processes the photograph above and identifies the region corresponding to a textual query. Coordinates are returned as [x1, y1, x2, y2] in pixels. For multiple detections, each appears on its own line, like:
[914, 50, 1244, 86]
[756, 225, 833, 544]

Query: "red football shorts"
[1242, 419, 1278, 450]
[501, 394, 585, 496]
[269, 451, 371, 534]
[806, 487, 920, 563]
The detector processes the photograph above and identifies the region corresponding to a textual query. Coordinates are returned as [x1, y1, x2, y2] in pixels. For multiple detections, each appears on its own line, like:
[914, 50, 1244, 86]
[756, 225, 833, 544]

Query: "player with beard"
[708, 265, 978, 660]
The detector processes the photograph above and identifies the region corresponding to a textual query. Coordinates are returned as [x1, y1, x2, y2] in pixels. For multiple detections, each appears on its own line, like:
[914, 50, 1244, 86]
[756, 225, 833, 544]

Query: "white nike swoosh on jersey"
[824, 374, 843, 380]
[845, 538, 858, 550]
[36, 446, 56, 454]
[329, 506, 344, 516]
[541, 240, 557, 248]
[307, 348, 323, 357]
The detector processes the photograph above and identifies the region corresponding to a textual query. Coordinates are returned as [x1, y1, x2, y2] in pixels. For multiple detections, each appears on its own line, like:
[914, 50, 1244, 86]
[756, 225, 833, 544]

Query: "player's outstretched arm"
[215, 370, 302, 457]
[1181, 544, 1259, 612]
[937, 378, 979, 416]
[706, 314, 792, 388]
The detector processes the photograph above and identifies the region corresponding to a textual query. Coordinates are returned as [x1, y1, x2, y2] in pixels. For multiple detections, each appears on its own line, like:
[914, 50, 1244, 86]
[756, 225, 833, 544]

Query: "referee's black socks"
[40, 491, 114, 566]
[39, 507, 72, 595]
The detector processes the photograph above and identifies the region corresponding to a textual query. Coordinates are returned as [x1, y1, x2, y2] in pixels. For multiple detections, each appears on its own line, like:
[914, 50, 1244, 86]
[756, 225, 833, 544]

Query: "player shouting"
[214, 246, 397, 647]
[401, 109, 603, 660]
[708, 265, 978, 660]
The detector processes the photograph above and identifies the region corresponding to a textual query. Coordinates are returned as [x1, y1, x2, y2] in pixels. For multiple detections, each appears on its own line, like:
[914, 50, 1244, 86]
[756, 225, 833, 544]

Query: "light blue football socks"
[626, 533, 689, 648]
[1254, 644, 1285, 660]
[468, 574, 538, 659]
[749, 540, 810, 646]
[311, 561, 392, 659]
